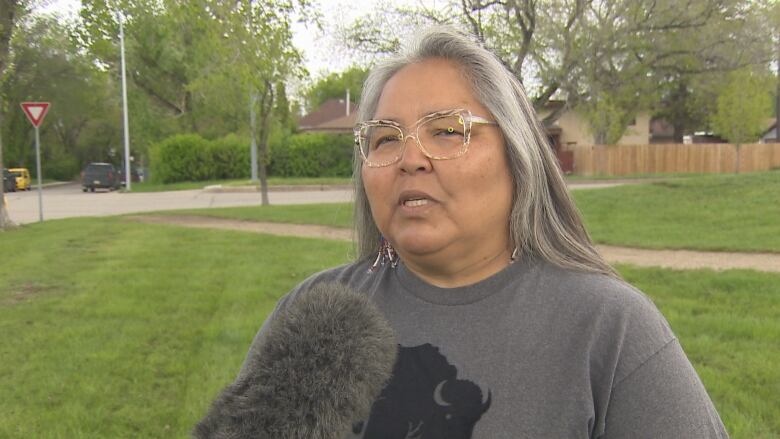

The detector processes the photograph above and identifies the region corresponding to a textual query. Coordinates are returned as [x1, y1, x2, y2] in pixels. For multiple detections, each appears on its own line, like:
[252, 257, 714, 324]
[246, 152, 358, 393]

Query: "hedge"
[150, 134, 211, 183]
[269, 133, 354, 178]
[149, 132, 354, 183]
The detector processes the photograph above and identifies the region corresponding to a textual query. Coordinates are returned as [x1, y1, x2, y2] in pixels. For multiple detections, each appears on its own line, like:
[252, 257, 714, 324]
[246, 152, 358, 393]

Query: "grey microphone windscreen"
[194, 281, 398, 439]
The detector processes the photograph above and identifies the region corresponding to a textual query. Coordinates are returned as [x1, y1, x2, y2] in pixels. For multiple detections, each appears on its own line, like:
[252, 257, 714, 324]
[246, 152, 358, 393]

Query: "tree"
[77, 1, 309, 202]
[342, 0, 773, 141]
[710, 67, 774, 172]
[305, 65, 368, 111]
[77, 0, 211, 134]
[2, 15, 122, 178]
[194, 0, 306, 204]
[0, 0, 23, 230]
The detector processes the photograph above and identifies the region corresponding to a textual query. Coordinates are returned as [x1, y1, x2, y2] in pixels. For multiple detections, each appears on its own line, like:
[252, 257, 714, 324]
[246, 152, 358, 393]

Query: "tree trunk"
[0, 0, 19, 230]
[257, 80, 275, 206]
[0, 100, 16, 230]
[672, 124, 685, 143]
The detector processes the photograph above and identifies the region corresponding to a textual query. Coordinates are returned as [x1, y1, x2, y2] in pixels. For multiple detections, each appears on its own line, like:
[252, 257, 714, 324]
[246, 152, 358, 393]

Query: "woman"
[228, 27, 727, 438]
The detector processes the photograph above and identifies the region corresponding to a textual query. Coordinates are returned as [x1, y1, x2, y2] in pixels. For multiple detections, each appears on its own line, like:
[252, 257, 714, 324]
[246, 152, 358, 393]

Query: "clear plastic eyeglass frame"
[354, 108, 498, 168]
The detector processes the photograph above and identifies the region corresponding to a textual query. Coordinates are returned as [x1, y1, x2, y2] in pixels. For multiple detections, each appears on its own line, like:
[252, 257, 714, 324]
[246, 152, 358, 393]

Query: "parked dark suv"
[81, 163, 121, 192]
[2, 168, 16, 192]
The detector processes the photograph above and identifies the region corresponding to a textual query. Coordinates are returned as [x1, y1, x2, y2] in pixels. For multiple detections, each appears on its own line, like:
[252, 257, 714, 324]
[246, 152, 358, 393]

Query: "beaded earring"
[369, 236, 399, 272]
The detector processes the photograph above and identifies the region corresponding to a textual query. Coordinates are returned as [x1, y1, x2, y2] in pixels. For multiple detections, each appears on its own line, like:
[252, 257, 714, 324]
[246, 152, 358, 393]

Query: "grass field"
[573, 170, 780, 252]
[128, 177, 352, 192]
[151, 202, 354, 228]
[0, 218, 352, 438]
[147, 170, 780, 253]
[0, 217, 777, 438]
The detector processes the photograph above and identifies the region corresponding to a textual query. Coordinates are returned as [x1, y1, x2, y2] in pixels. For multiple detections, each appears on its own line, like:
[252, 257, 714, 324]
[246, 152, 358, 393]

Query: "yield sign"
[21, 102, 51, 127]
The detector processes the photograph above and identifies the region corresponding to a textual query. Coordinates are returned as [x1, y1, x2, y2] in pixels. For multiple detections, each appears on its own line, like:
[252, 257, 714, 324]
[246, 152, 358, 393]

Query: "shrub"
[44, 155, 80, 181]
[269, 133, 353, 178]
[211, 134, 251, 180]
[149, 131, 354, 183]
[150, 134, 211, 183]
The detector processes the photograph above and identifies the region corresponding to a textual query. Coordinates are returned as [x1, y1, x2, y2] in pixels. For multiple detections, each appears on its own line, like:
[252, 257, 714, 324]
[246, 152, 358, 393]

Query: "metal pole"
[35, 126, 43, 222]
[119, 13, 131, 190]
[250, 91, 258, 182]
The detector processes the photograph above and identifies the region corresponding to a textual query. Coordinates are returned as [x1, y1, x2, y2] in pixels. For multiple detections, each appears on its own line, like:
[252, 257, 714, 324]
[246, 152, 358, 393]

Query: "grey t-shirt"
[239, 256, 728, 439]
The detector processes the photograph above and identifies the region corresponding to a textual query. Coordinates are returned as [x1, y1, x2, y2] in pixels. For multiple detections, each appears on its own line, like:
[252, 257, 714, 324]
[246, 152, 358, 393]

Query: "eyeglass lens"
[360, 113, 468, 164]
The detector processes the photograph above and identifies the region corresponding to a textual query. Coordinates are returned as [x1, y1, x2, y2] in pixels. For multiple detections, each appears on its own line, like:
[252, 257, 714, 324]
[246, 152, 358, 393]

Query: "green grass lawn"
[151, 202, 354, 228]
[0, 218, 777, 438]
[0, 218, 352, 438]
[146, 170, 780, 253]
[129, 177, 351, 192]
[572, 170, 780, 252]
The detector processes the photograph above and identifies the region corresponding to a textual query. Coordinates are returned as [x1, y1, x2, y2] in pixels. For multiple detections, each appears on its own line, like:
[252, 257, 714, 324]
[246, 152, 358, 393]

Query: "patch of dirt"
[127, 215, 780, 273]
[596, 245, 780, 273]
[126, 215, 352, 241]
[1, 283, 56, 306]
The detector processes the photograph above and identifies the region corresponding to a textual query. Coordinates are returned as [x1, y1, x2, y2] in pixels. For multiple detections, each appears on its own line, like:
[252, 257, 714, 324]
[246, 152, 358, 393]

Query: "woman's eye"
[436, 127, 464, 136]
[373, 135, 400, 149]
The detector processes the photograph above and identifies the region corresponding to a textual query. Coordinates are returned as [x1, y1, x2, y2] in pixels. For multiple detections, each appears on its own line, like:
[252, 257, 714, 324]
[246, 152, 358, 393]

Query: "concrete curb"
[202, 184, 352, 193]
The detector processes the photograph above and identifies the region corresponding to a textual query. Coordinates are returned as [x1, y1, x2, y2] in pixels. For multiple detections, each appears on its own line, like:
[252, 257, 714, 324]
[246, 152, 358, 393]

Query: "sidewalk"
[127, 215, 780, 273]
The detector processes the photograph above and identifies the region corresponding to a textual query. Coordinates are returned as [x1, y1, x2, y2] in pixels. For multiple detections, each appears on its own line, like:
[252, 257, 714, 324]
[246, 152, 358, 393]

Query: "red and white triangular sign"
[21, 102, 51, 128]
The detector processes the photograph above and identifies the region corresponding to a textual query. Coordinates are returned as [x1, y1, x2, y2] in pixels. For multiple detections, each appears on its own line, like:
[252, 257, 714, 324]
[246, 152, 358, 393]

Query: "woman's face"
[362, 58, 514, 280]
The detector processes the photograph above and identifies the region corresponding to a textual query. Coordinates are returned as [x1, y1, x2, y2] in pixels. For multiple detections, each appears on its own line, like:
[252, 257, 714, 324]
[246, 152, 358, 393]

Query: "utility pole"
[119, 12, 132, 190]
[250, 91, 258, 182]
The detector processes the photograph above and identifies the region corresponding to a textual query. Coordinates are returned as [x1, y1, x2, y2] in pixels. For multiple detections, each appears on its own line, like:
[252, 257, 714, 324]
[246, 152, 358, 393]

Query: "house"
[537, 101, 651, 148]
[537, 101, 651, 173]
[760, 119, 778, 143]
[298, 98, 357, 133]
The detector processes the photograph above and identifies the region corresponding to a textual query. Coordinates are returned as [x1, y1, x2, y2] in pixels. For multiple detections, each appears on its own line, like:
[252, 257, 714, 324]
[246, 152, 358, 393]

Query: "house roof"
[763, 117, 777, 131]
[298, 98, 357, 130]
[761, 118, 777, 139]
[314, 113, 358, 130]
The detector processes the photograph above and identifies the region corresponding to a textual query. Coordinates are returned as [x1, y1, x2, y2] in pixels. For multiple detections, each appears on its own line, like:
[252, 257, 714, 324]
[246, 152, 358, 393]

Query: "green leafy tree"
[305, 65, 368, 111]
[2, 15, 121, 178]
[342, 0, 773, 142]
[0, 0, 24, 230]
[711, 68, 774, 144]
[77, 1, 309, 201]
[188, 0, 308, 204]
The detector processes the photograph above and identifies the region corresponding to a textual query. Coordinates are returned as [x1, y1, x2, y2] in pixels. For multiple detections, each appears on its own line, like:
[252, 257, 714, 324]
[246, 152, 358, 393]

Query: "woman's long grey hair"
[353, 26, 618, 278]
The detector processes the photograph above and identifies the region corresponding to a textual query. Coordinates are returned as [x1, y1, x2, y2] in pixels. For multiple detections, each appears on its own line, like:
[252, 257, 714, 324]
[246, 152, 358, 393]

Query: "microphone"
[193, 281, 398, 439]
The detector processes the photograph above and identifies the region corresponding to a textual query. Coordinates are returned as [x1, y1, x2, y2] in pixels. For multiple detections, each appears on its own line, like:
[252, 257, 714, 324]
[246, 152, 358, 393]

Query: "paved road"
[3, 180, 623, 225]
[3, 183, 354, 225]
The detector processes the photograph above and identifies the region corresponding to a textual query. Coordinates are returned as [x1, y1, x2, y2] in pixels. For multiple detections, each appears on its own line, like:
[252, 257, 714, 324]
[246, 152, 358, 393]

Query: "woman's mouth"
[403, 198, 430, 207]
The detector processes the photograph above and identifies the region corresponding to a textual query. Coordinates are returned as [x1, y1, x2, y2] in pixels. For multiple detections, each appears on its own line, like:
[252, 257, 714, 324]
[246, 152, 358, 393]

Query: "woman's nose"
[398, 135, 432, 174]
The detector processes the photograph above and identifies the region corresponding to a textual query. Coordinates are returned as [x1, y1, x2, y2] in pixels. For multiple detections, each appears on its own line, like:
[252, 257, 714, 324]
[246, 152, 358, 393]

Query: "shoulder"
[275, 259, 377, 310]
[534, 260, 666, 326]
[532, 260, 677, 383]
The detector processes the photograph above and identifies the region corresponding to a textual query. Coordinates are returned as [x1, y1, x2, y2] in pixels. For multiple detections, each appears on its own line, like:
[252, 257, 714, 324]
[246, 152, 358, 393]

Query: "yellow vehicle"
[9, 168, 31, 191]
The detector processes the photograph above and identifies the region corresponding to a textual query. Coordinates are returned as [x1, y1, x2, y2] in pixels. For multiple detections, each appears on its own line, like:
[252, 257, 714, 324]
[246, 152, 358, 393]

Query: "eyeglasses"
[354, 109, 498, 168]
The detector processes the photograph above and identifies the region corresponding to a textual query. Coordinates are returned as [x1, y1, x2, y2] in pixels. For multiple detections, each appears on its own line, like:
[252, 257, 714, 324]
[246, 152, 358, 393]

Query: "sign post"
[21, 102, 50, 222]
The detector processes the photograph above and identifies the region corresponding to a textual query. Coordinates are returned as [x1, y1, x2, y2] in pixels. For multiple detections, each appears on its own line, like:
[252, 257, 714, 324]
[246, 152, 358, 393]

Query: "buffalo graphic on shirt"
[352, 343, 492, 439]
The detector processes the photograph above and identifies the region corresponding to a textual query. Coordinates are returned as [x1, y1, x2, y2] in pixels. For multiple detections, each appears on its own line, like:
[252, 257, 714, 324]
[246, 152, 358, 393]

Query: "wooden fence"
[567, 143, 780, 176]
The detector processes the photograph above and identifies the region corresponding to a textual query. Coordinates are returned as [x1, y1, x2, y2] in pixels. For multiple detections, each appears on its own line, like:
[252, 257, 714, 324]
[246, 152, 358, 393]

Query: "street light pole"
[119, 12, 131, 190]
